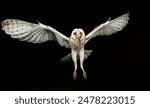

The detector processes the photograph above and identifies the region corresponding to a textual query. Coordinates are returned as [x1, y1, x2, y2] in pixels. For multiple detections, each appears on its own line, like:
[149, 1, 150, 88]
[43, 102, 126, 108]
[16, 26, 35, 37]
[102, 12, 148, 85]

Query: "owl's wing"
[1, 19, 70, 48]
[85, 13, 129, 43]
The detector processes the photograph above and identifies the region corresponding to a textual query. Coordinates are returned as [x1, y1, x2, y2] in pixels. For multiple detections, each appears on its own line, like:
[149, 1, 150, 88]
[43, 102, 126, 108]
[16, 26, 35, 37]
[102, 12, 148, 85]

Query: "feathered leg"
[79, 48, 87, 80]
[71, 49, 78, 80]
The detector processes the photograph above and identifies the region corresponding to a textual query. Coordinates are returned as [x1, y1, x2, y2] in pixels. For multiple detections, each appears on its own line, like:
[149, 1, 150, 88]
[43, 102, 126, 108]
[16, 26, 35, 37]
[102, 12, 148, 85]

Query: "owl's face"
[71, 28, 85, 39]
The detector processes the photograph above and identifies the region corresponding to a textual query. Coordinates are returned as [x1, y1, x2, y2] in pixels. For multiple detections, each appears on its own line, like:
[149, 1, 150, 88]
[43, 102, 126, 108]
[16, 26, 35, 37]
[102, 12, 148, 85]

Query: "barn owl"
[1, 13, 129, 80]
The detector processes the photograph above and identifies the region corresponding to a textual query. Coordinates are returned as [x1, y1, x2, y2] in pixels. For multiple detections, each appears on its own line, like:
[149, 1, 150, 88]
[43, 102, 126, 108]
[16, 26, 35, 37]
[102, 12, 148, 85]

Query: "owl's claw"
[83, 72, 87, 80]
[73, 72, 77, 80]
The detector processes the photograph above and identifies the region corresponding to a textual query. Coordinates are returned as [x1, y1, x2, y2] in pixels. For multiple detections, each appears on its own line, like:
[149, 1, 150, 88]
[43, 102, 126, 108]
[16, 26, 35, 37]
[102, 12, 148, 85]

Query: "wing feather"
[86, 13, 129, 43]
[1, 19, 70, 48]
[20, 29, 41, 41]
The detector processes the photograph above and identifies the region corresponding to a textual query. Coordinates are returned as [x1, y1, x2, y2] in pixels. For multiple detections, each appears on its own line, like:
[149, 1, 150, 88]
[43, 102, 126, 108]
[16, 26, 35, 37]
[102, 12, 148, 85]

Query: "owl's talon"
[73, 72, 77, 80]
[83, 72, 87, 80]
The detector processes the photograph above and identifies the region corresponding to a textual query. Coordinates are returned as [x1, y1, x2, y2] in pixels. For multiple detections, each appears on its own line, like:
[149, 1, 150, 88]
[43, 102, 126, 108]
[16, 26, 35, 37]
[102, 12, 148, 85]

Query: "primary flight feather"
[1, 12, 129, 80]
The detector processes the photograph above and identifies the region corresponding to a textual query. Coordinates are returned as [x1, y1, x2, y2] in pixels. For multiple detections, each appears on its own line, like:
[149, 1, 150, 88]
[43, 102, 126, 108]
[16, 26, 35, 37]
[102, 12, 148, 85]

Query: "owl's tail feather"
[61, 50, 93, 62]
[61, 53, 72, 62]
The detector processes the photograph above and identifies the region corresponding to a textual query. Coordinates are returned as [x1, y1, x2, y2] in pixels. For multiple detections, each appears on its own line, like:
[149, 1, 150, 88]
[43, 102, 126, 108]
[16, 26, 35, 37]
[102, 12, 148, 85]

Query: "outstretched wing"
[1, 19, 70, 48]
[85, 13, 129, 43]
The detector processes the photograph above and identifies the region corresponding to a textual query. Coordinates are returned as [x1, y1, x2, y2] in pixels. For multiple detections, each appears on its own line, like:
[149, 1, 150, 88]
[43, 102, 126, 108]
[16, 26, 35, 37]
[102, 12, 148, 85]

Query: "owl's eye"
[73, 32, 77, 35]
[80, 32, 82, 35]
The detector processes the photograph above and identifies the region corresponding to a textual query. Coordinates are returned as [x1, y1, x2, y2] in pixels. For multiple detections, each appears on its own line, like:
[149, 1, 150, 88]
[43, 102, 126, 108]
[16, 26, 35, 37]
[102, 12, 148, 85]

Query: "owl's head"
[71, 28, 85, 39]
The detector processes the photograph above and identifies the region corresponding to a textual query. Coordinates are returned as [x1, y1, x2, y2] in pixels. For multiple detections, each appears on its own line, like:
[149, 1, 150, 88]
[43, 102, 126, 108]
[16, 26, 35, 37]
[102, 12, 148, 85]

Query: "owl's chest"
[69, 37, 85, 50]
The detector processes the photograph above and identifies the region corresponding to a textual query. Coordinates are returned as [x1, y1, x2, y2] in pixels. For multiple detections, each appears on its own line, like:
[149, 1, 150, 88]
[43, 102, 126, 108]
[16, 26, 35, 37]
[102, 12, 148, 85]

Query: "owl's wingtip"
[1, 20, 6, 27]
[125, 12, 130, 16]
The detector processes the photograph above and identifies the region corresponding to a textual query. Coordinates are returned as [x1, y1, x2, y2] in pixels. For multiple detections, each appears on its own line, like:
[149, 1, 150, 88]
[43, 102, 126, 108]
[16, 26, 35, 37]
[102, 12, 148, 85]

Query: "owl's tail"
[61, 50, 93, 62]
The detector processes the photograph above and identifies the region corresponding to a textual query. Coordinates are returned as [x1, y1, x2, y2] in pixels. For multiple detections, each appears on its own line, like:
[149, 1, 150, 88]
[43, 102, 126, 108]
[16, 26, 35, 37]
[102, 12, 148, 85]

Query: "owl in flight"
[1, 13, 129, 80]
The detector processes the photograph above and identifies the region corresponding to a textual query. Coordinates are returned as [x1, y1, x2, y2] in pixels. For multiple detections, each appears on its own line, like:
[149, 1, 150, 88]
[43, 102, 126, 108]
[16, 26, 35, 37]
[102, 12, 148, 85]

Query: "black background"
[0, 0, 149, 90]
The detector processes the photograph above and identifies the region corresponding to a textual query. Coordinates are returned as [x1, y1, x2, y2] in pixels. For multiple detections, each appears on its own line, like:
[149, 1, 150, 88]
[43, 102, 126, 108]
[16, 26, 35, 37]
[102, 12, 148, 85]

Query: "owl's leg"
[79, 48, 87, 80]
[71, 50, 78, 80]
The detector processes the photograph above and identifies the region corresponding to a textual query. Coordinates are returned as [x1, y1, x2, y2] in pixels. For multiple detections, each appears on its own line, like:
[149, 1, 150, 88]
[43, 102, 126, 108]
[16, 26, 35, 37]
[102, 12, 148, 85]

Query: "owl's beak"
[76, 32, 82, 39]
